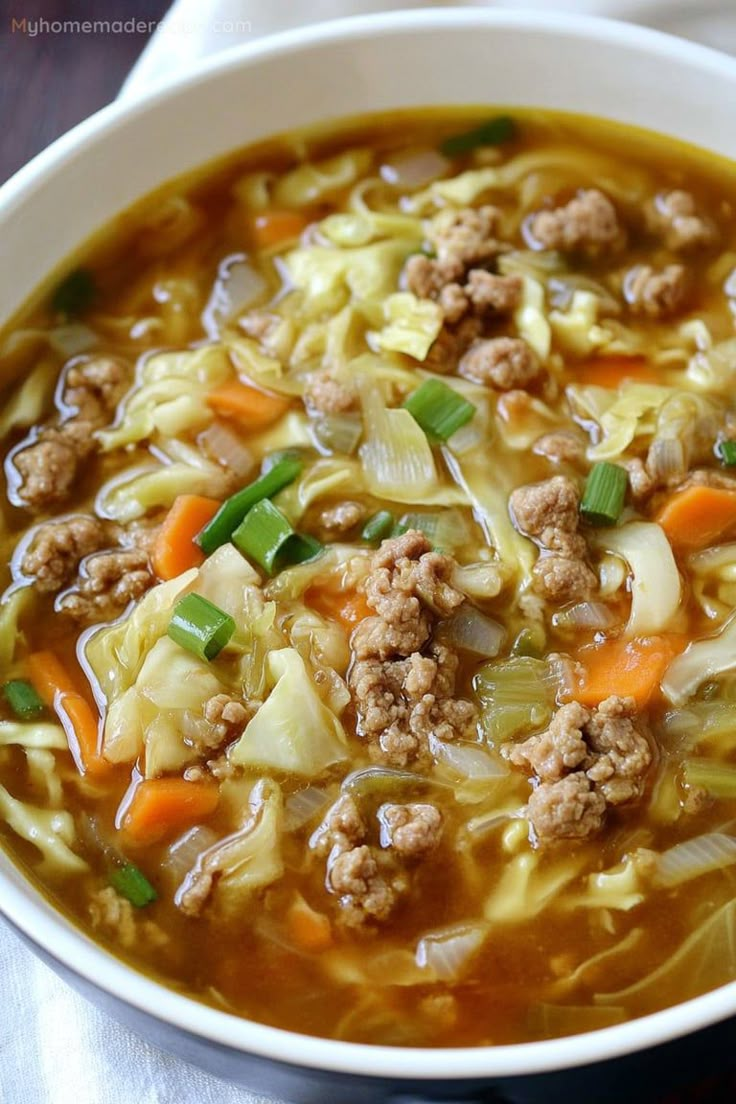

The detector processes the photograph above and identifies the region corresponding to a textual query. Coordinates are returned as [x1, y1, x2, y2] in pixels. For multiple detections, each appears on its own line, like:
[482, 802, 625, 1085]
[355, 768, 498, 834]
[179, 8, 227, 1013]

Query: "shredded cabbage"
[595, 899, 736, 1011]
[485, 850, 587, 924]
[285, 239, 417, 306]
[85, 570, 197, 701]
[596, 522, 681, 636]
[0, 722, 67, 750]
[320, 211, 422, 247]
[0, 586, 33, 668]
[97, 455, 231, 522]
[0, 358, 57, 440]
[373, 292, 443, 360]
[273, 149, 372, 207]
[513, 276, 551, 360]
[549, 289, 613, 357]
[181, 779, 284, 916]
[654, 833, 736, 888]
[0, 784, 87, 876]
[230, 649, 348, 777]
[662, 610, 736, 705]
[580, 383, 672, 461]
[98, 345, 231, 451]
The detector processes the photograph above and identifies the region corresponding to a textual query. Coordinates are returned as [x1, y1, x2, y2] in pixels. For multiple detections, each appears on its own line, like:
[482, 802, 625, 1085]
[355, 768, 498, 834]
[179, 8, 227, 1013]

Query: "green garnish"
[51, 268, 95, 316]
[403, 379, 476, 442]
[440, 115, 516, 158]
[511, 625, 546, 659]
[716, 440, 736, 467]
[580, 462, 628, 527]
[362, 510, 394, 544]
[232, 499, 322, 575]
[2, 679, 45, 720]
[197, 455, 302, 554]
[261, 448, 304, 475]
[167, 593, 236, 660]
[110, 863, 157, 908]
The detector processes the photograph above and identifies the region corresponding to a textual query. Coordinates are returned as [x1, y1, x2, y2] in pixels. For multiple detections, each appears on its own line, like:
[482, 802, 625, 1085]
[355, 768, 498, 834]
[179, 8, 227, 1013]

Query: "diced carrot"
[575, 634, 687, 709]
[122, 778, 220, 845]
[251, 210, 308, 249]
[206, 380, 289, 431]
[305, 586, 372, 632]
[27, 651, 109, 777]
[573, 356, 659, 390]
[655, 485, 736, 551]
[151, 494, 221, 580]
[287, 896, 333, 953]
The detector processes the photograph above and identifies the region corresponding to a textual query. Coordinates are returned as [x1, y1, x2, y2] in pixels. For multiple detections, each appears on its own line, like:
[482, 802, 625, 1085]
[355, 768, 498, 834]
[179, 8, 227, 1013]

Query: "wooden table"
[0, 0, 169, 184]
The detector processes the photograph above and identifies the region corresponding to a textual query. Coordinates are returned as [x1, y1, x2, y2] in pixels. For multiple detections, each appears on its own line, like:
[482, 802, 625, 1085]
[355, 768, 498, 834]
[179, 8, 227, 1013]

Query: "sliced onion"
[654, 832, 736, 888]
[430, 736, 508, 780]
[162, 825, 219, 885]
[443, 606, 505, 658]
[199, 420, 255, 480]
[49, 324, 98, 357]
[416, 922, 488, 980]
[466, 810, 515, 837]
[202, 255, 266, 338]
[549, 274, 620, 315]
[285, 786, 331, 831]
[552, 601, 616, 632]
[647, 437, 687, 482]
[311, 413, 363, 456]
[380, 149, 449, 189]
[341, 765, 444, 796]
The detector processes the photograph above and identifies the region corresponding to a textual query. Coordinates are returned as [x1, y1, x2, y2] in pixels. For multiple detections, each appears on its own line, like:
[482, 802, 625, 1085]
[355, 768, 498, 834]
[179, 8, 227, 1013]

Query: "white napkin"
[3, 3, 735, 1102]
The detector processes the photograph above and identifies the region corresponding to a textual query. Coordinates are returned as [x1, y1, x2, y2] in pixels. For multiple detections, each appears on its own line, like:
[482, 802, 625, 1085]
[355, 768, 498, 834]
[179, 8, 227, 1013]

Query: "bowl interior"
[2, 7, 736, 1082]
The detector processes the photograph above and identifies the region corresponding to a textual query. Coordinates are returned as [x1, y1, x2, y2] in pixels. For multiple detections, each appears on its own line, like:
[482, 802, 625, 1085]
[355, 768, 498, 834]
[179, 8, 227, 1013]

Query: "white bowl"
[2, 10, 736, 1100]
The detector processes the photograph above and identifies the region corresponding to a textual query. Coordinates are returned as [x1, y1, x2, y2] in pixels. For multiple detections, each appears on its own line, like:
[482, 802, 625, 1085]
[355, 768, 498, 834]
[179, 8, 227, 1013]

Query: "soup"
[2, 108, 736, 1047]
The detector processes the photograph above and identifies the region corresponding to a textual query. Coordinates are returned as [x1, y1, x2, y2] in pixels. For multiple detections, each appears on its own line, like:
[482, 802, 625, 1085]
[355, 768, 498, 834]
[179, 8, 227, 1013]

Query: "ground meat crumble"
[503, 695, 652, 841]
[458, 336, 539, 391]
[623, 263, 687, 319]
[12, 356, 130, 512]
[526, 188, 622, 253]
[509, 476, 597, 604]
[348, 531, 478, 768]
[645, 190, 717, 253]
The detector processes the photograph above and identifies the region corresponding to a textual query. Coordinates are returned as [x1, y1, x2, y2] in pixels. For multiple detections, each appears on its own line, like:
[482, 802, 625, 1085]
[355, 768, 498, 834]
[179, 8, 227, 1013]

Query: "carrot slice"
[206, 380, 289, 431]
[122, 778, 220, 845]
[287, 896, 333, 953]
[575, 635, 687, 709]
[252, 210, 308, 249]
[305, 586, 372, 632]
[151, 494, 221, 581]
[655, 485, 736, 551]
[27, 651, 109, 777]
[573, 356, 659, 390]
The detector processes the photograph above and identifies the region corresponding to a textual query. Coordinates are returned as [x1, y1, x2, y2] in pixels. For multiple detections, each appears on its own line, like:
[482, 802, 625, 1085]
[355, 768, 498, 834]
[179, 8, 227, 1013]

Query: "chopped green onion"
[51, 268, 95, 316]
[261, 448, 304, 475]
[580, 462, 628, 526]
[285, 533, 323, 565]
[232, 498, 295, 574]
[167, 593, 235, 660]
[404, 379, 476, 443]
[440, 115, 516, 158]
[2, 679, 45, 720]
[362, 510, 394, 543]
[511, 625, 546, 659]
[110, 863, 157, 908]
[716, 440, 736, 467]
[197, 455, 302, 554]
[232, 499, 322, 574]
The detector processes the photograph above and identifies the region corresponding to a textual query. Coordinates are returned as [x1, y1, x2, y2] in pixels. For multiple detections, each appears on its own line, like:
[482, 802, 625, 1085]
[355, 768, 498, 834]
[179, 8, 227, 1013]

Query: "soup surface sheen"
[2, 109, 736, 1047]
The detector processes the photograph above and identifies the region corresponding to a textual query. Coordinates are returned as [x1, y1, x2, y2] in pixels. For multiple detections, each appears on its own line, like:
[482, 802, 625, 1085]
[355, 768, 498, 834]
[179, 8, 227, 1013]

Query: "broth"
[1, 108, 736, 1045]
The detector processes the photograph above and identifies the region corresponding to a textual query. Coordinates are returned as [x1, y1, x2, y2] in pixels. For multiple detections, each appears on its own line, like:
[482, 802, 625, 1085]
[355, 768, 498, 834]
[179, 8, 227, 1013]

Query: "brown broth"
[1, 108, 736, 1047]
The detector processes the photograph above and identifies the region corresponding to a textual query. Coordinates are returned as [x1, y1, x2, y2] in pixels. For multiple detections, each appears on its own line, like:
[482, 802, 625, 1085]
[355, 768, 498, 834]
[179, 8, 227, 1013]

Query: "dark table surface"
[0, 0, 169, 184]
[1, 2, 736, 1102]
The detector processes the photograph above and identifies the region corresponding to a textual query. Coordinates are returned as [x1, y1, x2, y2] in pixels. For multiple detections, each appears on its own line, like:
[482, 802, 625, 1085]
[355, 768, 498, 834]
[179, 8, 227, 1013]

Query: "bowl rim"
[3, 4, 736, 1082]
